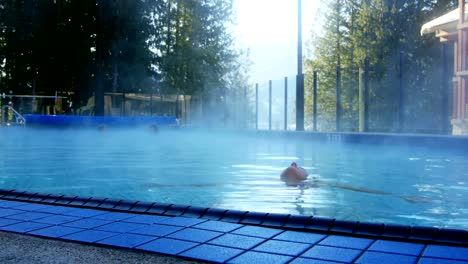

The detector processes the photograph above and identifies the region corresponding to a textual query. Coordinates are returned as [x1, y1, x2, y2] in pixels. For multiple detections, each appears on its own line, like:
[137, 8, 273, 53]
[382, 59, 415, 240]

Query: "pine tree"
[305, 0, 456, 133]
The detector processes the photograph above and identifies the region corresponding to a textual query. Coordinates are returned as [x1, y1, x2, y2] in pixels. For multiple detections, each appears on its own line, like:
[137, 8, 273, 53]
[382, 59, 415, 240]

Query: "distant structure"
[421, 0, 468, 135]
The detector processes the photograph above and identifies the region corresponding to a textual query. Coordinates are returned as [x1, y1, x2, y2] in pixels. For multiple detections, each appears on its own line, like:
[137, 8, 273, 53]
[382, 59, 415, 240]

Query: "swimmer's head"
[149, 124, 158, 133]
[291, 162, 298, 167]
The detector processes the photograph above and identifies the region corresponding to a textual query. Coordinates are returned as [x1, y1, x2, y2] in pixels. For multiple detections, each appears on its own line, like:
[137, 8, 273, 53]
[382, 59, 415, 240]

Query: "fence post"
[175, 93, 180, 119]
[122, 92, 125, 116]
[364, 57, 370, 131]
[184, 95, 188, 125]
[243, 86, 247, 129]
[296, 0, 304, 131]
[160, 94, 164, 116]
[359, 67, 364, 132]
[313, 71, 317, 131]
[255, 83, 258, 130]
[150, 92, 153, 116]
[296, 74, 305, 131]
[336, 66, 341, 131]
[441, 43, 450, 134]
[269, 80, 272, 130]
[399, 51, 404, 132]
[284, 76, 288, 130]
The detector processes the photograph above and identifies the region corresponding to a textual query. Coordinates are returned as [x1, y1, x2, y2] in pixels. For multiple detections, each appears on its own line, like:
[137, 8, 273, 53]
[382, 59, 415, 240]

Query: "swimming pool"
[1, 128, 467, 230]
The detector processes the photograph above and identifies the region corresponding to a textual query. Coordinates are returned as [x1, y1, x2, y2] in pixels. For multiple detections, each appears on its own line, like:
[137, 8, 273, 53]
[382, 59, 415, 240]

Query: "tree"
[151, 0, 235, 96]
[305, 0, 457, 133]
[0, 0, 247, 120]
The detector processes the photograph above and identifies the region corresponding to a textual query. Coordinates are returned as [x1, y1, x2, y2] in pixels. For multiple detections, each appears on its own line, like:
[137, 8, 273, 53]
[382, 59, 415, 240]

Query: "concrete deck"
[0, 231, 202, 264]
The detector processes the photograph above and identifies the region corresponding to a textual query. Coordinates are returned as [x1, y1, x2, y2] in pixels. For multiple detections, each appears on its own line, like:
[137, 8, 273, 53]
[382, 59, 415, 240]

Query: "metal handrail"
[1, 105, 26, 126]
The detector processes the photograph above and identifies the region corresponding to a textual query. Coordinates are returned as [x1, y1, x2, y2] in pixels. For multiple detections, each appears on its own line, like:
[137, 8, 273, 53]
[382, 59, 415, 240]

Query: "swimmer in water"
[280, 162, 309, 186]
[149, 124, 158, 133]
[97, 124, 107, 131]
[144, 162, 432, 204]
[280, 162, 431, 204]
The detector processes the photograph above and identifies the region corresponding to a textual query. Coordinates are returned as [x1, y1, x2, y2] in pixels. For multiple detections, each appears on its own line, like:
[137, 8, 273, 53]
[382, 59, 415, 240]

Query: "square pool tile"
[418, 257, 468, 264]
[167, 228, 223, 243]
[423, 245, 468, 261]
[180, 244, 243, 263]
[33, 215, 81, 225]
[231, 225, 283, 239]
[63, 218, 112, 229]
[0, 208, 24, 217]
[0, 218, 22, 227]
[94, 222, 146, 233]
[0, 201, 28, 208]
[274, 231, 326, 244]
[129, 224, 183, 237]
[253, 240, 311, 256]
[290, 258, 346, 264]
[28, 226, 84, 238]
[61, 229, 118, 243]
[36, 205, 76, 214]
[63, 208, 107, 218]
[92, 212, 136, 221]
[6, 212, 52, 221]
[0, 222, 51, 233]
[368, 240, 424, 256]
[318, 235, 374, 250]
[228, 251, 293, 264]
[355, 251, 417, 264]
[123, 215, 171, 224]
[208, 233, 265, 250]
[301, 245, 362, 263]
[14, 203, 50, 211]
[137, 238, 198, 255]
[160, 217, 206, 227]
[96, 233, 156, 248]
[193, 220, 243, 232]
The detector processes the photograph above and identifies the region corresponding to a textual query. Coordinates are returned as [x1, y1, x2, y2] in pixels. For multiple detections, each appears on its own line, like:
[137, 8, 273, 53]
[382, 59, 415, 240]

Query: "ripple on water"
[1, 129, 468, 229]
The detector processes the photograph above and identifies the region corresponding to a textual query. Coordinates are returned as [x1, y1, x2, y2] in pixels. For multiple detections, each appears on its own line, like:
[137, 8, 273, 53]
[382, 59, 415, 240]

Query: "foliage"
[305, 0, 457, 132]
[0, 0, 244, 116]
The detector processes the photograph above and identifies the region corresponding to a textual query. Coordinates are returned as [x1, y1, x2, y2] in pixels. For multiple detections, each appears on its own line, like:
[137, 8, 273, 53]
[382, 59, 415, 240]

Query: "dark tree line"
[0, 0, 246, 115]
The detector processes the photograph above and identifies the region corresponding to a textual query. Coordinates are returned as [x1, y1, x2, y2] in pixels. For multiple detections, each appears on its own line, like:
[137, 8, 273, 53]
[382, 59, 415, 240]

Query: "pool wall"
[17, 115, 468, 150]
[254, 130, 468, 150]
[23, 114, 178, 128]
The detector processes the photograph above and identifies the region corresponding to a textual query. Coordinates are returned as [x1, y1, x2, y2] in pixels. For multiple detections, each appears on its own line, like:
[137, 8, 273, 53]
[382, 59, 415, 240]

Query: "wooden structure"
[421, 1, 468, 134]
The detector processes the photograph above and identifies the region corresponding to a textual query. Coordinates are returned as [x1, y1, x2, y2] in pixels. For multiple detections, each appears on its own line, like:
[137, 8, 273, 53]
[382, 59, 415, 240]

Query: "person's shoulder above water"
[280, 162, 308, 184]
[149, 124, 158, 133]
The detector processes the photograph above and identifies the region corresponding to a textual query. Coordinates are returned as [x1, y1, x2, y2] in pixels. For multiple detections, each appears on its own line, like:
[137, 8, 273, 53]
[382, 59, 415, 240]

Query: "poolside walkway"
[0, 199, 467, 264]
[0, 231, 202, 264]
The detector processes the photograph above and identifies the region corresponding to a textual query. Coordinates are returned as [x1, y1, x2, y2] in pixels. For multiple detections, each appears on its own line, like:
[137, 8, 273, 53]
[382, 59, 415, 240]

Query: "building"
[421, 0, 468, 134]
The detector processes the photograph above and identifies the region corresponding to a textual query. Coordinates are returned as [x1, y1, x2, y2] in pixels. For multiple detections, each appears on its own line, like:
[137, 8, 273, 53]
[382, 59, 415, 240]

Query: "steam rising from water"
[1, 127, 468, 229]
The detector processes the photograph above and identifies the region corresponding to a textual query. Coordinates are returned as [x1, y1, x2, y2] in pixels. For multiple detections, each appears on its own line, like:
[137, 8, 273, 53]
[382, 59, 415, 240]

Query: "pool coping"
[0, 189, 466, 246]
[252, 130, 468, 149]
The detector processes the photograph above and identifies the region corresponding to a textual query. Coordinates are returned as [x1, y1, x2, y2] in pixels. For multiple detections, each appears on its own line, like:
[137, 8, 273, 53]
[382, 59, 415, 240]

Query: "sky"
[233, 0, 324, 83]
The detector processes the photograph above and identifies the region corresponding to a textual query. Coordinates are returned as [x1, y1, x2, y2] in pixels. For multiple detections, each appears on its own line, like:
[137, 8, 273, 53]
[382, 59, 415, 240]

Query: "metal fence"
[0, 56, 452, 134]
[0, 90, 255, 128]
[251, 63, 451, 134]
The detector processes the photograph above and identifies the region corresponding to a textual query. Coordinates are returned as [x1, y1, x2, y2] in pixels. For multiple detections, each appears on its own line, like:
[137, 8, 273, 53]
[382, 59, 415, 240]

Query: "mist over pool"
[1, 127, 467, 230]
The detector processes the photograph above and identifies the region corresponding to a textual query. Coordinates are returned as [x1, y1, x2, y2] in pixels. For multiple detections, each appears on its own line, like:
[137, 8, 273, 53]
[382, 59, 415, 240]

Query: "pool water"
[1, 128, 467, 229]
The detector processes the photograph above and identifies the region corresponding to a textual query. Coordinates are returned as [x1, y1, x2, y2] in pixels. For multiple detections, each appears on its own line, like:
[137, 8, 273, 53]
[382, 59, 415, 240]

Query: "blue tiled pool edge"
[0, 189, 466, 246]
[1, 191, 468, 264]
